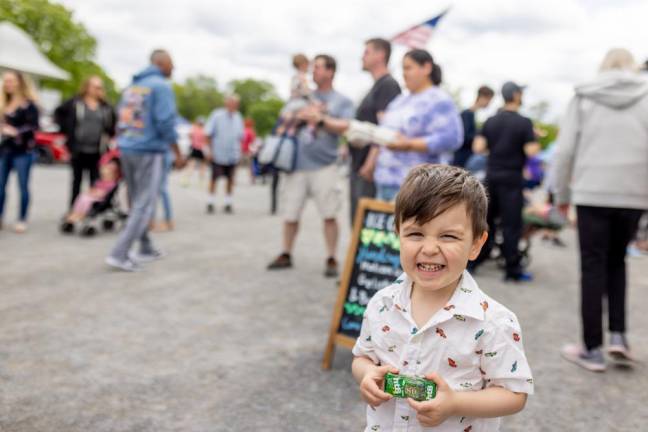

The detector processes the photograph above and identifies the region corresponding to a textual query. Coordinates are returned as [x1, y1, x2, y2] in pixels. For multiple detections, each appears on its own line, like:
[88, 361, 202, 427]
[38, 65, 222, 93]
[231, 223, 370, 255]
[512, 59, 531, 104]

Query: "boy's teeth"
[419, 263, 443, 271]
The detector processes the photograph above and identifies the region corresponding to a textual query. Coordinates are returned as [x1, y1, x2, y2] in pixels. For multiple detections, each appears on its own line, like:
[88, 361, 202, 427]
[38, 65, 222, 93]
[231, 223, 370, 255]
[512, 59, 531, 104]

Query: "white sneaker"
[105, 256, 141, 272]
[129, 249, 166, 263]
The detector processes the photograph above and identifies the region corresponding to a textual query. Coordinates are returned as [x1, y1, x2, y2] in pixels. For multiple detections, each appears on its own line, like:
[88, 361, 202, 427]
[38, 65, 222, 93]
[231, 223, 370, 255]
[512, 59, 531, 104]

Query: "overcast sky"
[57, 0, 648, 122]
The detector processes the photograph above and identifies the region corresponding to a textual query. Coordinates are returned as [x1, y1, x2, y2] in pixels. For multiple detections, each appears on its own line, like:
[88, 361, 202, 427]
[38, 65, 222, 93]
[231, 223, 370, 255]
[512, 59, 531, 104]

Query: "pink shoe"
[561, 344, 606, 372]
[608, 332, 636, 365]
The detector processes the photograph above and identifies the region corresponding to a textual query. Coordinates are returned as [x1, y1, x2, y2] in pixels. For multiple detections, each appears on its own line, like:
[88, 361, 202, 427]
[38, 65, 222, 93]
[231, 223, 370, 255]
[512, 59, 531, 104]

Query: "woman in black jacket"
[55, 75, 116, 208]
[0, 70, 40, 233]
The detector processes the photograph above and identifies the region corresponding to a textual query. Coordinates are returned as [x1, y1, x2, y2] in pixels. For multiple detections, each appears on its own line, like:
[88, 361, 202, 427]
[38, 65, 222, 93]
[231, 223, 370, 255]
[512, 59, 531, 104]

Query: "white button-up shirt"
[352, 271, 534, 432]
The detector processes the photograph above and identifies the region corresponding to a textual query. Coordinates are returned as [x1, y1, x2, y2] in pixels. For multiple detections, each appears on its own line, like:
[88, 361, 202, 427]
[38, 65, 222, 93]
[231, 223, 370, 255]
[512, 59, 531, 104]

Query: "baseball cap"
[502, 81, 526, 101]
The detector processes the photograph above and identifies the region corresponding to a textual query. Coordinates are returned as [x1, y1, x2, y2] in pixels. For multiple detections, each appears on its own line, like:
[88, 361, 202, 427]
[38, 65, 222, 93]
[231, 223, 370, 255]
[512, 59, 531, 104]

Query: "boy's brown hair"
[394, 164, 488, 238]
[292, 53, 309, 69]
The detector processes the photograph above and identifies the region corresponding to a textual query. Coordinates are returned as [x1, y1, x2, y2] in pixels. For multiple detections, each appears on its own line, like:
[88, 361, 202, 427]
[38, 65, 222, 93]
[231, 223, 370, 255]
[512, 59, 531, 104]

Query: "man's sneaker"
[324, 257, 338, 278]
[561, 344, 606, 372]
[224, 204, 233, 214]
[608, 332, 635, 365]
[504, 271, 533, 282]
[105, 256, 141, 272]
[206, 203, 215, 214]
[130, 249, 166, 263]
[267, 253, 292, 270]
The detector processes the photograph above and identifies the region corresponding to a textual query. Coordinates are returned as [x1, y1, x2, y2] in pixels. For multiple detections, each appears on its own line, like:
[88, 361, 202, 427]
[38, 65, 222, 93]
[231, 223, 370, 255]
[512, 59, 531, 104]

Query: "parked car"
[35, 131, 69, 164]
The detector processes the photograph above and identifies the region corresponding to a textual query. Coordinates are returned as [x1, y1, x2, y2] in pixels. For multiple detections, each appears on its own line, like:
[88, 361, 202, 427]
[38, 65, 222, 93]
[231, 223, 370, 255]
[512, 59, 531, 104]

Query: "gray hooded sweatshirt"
[551, 70, 648, 210]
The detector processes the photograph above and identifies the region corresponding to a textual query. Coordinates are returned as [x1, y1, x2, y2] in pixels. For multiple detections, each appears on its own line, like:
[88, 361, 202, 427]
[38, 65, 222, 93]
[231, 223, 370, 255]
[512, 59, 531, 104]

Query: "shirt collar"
[383, 271, 485, 321]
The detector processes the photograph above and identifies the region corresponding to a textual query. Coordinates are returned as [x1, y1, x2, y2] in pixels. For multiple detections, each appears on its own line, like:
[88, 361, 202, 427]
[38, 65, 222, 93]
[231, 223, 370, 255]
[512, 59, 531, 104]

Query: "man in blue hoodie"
[106, 49, 185, 272]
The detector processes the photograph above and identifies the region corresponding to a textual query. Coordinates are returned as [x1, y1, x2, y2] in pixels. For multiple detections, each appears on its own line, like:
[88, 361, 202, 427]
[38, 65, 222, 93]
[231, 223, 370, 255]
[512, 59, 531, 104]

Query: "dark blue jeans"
[0, 151, 35, 222]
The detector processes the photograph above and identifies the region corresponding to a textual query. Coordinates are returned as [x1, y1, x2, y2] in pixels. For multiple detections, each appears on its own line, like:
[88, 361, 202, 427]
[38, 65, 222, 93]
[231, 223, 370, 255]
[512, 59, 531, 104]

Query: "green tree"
[227, 78, 278, 117]
[248, 98, 284, 137]
[534, 122, 559, 150]
[173, 75, 224, 122]
[0, 0, 118, 102]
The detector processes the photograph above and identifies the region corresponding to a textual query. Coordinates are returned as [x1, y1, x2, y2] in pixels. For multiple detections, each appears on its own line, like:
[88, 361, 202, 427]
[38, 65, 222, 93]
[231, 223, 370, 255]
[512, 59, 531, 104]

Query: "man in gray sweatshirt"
[106, 50, 185, 272]
[552, 48, 648, 372]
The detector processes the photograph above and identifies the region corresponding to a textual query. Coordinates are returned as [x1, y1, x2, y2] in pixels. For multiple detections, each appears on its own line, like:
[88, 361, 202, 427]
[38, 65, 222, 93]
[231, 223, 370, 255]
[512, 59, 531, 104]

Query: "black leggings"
[70, 153, 100, 208]
[576, 205, 642, 350]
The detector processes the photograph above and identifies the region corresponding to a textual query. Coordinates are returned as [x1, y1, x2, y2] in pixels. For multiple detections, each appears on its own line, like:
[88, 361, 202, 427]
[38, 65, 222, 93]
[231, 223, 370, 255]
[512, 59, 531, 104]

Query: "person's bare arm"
[448, 387, 527, 418]
[298, 106, 351, 135]
[407, 373, 527, 427]
[472, 135, 488, 154]
[320, 114, 350, 134]
[352, 356, 398, 408]
[170, 143, 186, 169]
[358, 145, 380, 181]
[385, 135, 428, 153]
[524, 141, 542, 157]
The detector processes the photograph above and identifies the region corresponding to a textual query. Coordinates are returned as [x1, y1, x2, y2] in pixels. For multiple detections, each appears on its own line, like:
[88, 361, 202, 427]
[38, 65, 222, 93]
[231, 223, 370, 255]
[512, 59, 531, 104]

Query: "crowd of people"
[2, 35, 648, 430]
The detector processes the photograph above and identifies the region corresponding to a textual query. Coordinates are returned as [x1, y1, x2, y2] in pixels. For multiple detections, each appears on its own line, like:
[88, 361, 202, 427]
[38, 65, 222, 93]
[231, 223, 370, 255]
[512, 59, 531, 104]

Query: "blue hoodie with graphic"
[116, 65, 178, 154]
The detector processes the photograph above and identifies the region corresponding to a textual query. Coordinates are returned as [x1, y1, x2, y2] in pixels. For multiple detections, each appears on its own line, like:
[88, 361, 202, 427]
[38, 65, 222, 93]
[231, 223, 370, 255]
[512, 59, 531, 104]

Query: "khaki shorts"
[281, 164, 342, 222]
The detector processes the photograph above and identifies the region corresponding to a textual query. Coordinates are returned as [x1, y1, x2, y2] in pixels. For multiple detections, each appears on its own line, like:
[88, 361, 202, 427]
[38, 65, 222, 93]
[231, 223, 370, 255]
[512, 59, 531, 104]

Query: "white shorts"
[281, 164, 342, 222]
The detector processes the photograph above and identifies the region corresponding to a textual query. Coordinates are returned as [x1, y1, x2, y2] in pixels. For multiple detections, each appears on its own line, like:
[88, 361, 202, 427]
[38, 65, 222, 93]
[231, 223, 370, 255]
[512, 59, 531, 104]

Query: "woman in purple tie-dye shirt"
[374, 49, 463, 201]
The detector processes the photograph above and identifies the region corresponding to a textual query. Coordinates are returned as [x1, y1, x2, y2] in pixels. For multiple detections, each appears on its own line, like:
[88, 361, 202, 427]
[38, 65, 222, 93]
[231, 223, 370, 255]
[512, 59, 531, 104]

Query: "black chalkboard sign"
[322, 198, 402, 369]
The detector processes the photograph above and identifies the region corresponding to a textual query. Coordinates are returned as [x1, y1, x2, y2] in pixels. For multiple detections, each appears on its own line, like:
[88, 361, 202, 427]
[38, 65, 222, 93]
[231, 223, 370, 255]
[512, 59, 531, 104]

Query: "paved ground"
[1, 164, 647, 432]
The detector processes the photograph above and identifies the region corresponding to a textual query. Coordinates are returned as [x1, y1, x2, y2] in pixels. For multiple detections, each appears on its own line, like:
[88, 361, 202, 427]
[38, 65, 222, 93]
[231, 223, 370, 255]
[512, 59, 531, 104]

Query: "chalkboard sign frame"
[322, 198, 399, 370]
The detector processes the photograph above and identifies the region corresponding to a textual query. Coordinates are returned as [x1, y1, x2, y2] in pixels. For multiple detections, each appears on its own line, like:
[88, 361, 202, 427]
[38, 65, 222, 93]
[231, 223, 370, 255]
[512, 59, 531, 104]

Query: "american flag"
[391, 10, 449, 49]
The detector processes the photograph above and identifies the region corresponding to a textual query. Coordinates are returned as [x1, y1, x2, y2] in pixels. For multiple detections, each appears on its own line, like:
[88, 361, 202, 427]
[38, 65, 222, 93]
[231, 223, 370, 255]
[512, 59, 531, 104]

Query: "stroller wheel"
[60, 221, 75, 234]
[81, 225, 98, 237]
[102, 219, 115, 231]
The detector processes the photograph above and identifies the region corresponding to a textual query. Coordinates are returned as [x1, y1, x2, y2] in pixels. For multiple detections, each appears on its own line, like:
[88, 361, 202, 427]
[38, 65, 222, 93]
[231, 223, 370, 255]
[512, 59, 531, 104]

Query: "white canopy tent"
[0, 21, 69, 80]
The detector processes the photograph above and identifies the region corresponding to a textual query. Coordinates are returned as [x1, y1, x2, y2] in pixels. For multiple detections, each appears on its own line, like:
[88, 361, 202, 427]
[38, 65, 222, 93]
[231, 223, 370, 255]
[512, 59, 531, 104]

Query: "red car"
[35, 131, 69, 164]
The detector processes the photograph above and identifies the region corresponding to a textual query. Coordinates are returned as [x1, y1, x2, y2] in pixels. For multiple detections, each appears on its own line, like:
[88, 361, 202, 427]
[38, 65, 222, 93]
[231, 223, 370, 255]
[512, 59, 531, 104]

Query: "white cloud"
[57, 0, 648, 122]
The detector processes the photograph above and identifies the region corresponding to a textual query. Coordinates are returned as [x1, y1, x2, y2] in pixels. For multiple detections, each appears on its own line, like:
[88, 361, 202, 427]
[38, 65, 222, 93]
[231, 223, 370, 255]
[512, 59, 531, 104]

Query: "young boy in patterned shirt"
[352, 164, 533, 431]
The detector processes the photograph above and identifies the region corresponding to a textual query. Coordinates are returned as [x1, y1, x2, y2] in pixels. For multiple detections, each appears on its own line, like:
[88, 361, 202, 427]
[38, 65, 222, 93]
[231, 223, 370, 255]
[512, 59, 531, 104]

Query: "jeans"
[156, 152, 174, 221]
[576, 205, 643, 350]
[109, 152, 163, 261]
[0, 151, 35, 221]
[375, 184, 400, 202]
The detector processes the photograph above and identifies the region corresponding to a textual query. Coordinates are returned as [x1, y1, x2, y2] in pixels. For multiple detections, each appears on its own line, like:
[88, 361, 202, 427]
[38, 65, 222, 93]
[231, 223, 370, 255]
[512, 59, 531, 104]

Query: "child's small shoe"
[60, 221, 75, 234]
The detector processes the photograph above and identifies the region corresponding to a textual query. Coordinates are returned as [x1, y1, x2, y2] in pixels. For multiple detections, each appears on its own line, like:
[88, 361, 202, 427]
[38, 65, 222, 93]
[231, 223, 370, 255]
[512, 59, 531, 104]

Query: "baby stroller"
[60, 149, 128, 237]
[491, 201, 567, 269]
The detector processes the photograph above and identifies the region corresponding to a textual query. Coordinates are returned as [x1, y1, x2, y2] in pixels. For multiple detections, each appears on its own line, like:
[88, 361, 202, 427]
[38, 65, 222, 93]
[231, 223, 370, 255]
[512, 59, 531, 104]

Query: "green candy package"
[383, 372, 437, 401]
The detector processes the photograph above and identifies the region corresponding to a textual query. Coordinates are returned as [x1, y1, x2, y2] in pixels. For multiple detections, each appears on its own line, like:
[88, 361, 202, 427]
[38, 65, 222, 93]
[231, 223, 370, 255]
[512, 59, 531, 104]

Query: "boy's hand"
[359, 364, 398, 408]
[407, 373, 456, 427]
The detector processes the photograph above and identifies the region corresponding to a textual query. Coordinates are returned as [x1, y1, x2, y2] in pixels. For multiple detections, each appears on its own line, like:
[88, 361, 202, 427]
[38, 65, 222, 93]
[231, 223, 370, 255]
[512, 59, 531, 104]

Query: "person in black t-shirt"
[470, 81, 541, 282]
[348, 38, 401, 223]
[453, 85, 494, 168]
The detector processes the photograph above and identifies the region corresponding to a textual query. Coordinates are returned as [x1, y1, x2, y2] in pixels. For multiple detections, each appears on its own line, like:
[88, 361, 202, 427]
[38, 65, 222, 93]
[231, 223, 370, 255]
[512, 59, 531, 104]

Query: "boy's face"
[398, 203, 487, 296]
